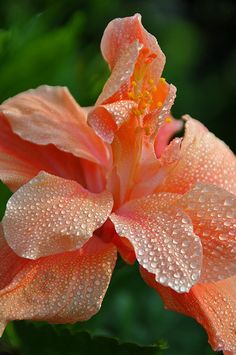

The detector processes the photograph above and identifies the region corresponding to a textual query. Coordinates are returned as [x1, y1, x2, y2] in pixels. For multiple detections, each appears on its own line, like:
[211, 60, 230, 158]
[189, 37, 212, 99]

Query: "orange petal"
[112, 233, 136, 265]
[0, 85, 110, 168]
[130, 137, 183, 200]
[97, 40, 141, 105]
[141, 267, 236, 354]
[0, 114, 94, 191]
[159, 137, 183, 166]
[0, 227, 117, 335]
[128, 151, 163, 200]
[143, 84, 177, 137]
[107, 117, 144, 207]
[97, 14, 165, 105]
[154, 118, 183, 158]
[177, 183, 236, 283]
[110, 193, 203, 292]
[0, 224, 29, 291]
[156, 116, 236, 195]
[88, 100, 136, 143]
[2, 172, 113, 259]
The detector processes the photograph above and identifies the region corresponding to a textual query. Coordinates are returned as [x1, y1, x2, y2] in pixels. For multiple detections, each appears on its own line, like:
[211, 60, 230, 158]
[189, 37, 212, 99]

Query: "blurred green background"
[0, 0, 235, 354]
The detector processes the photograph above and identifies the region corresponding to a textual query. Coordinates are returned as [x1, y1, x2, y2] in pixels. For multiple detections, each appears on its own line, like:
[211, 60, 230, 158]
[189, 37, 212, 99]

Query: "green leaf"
[4, 322, 166, 355]
[0, 11, 85, 101]
[0, 181, 12, 220]
[0, 29, 11, 54]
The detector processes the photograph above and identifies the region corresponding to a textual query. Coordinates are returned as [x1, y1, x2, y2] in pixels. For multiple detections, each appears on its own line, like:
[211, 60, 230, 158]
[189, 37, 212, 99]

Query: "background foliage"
[0, 0, 235, 354]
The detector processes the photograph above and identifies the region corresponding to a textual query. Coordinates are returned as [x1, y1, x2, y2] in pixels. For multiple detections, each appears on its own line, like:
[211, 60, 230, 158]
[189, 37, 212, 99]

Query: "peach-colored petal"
[141, 267, 236, 354]
[156, 116, 236, 195]
[159, 137, 183, 166]
[0, 151, 35, 191]
[88, 100, 136, 143]
[0, 114, 93, 191]
[97, 14, 165, 105]
[107, 117, 144, 207]
[154, 118, 183, 158]
[130, 137, 183, 200]
[2, 172, 113, 259]
[0, 224, 29, 290]
[112, 233, 136, 265]
[97, 41, 141, 105]
[176, 183, 236, 283]
[0, 228, 117, 335]
[0, 85, 110, 168]
[79, 159, 107, 193]
[110, 193, 203, 292]
[101, 14, 157, 70]
[129, 136, 183, 200]
[128, 158, 162, 200]
[143, 84, 177, 137]
[156, 84, 176, 126]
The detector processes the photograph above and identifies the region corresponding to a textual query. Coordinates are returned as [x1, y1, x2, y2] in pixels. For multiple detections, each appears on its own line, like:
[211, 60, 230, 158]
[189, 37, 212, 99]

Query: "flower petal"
[97, 41, 141, 105]
[154, 118, 183, 158]
[177, 183, 236, 283]
[0, 228, 117, 335]
[0, 150, 34, 191]
[143, 83, 177, 137]
[112, 233, 136, 265]
[2, 172, 113, 259]
[0, 85, 110, 168]
[0, 114, 91, 191]
[141, 267, 236, 354]
[130, 137, 183, 200]
[156, 116, 236, 195]
[88, 100, 136, 143]
[97, 14, 165, 105]
[0, 224, 29, 290]
[110, 193, 203, 292]
[107, 117, 144, 207]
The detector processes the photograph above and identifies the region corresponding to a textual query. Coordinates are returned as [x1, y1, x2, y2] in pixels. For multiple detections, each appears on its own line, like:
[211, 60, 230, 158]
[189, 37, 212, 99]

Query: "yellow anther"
[144, 90, 151, 97]
[133, 108, 141, 116]
[148, 79, 154, 85]
[157, 101, 163, 107]
[132, 80, 137, 87]
[128, 91, 135, 99]
[145, 126, 150, 135]
[160, 77, 166, 83]
[165, 116, 172, 123]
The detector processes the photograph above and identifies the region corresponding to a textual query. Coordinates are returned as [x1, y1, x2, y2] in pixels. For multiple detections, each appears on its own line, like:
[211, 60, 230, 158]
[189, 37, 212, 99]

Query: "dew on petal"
[2, 172, 113, 259]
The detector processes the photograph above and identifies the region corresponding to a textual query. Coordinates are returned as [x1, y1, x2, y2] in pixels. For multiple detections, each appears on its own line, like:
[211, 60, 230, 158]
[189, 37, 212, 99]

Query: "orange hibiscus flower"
[0, 14, 235, 354]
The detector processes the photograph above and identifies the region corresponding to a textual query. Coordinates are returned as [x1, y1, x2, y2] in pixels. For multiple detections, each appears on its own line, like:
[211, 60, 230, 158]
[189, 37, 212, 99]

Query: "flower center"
[128, 77, 159, 117]
[127, 71, 169, 119]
